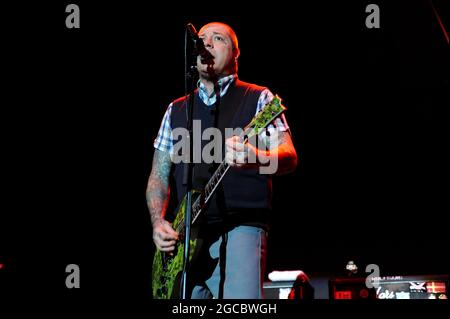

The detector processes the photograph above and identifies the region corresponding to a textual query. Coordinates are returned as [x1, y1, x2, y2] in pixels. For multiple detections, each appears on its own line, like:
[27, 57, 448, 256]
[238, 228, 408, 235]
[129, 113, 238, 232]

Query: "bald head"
[197, 22, 240, 77]
[199, 22, 239, 51]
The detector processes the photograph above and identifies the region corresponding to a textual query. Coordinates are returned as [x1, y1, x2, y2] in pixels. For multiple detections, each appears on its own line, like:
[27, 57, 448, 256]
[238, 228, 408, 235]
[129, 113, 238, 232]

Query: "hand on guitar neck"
[225, 135, 260, 169]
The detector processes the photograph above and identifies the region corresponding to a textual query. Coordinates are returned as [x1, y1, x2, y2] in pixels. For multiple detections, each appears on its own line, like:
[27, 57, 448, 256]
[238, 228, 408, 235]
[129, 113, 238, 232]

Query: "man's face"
[197, 23, 238, 78]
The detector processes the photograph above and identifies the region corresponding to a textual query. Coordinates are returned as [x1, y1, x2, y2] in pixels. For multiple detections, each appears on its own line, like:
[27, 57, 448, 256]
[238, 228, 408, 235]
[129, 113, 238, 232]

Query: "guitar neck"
[191, 128, 250, 224]
[191, 159, 231, 224]
[176, 160, 230, 234]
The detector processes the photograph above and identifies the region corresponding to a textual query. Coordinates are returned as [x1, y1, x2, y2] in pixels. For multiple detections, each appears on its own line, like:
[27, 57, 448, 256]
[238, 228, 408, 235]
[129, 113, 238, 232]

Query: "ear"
[234, 47, 240, 60]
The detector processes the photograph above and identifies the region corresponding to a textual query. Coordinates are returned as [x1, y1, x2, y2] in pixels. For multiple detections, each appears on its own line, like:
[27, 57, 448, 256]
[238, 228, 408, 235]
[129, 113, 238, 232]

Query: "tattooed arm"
[146, 149, 179, 252]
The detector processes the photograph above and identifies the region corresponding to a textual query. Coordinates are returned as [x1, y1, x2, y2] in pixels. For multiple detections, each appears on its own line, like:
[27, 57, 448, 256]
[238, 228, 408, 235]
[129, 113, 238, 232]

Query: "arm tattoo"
[146, 149, 172, 225]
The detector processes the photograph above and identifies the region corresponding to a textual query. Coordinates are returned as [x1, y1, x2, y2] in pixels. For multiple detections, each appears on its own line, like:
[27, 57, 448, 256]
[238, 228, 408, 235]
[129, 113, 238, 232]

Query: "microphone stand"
[180, 25, 215, 299]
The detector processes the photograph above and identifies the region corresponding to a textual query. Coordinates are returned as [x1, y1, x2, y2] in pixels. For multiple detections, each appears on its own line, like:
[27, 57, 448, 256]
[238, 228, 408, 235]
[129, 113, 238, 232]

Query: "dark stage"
[1, 0, 448, 302]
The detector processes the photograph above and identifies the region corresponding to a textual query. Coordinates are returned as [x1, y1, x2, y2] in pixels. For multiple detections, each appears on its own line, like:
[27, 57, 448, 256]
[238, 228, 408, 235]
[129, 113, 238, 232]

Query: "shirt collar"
[197, 74, 237, 106]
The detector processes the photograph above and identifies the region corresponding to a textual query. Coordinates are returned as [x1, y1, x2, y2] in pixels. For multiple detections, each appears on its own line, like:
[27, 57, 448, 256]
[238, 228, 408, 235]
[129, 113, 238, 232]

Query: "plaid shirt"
[154, 74, 289, 153]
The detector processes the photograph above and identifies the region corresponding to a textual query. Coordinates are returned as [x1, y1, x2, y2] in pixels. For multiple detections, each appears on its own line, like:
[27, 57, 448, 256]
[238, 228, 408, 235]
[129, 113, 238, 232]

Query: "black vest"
[170, 79, 272, 228]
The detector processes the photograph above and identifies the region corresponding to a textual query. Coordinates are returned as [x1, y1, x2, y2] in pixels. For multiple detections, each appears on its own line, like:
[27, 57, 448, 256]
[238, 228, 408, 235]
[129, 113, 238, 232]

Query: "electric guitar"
[152, 95, 286, 299]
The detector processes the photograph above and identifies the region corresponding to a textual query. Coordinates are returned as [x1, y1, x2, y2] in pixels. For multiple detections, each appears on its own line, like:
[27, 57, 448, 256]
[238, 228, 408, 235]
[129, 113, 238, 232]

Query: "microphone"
[186, 23, 215, 64]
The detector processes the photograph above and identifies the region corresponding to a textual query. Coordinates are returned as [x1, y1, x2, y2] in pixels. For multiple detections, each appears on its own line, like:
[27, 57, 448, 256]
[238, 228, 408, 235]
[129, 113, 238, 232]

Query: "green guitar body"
[152, 191, 201, 299]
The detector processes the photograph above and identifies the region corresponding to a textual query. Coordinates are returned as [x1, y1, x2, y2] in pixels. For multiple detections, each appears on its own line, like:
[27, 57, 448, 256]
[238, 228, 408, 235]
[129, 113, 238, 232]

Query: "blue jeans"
[190, 225, 267, 299]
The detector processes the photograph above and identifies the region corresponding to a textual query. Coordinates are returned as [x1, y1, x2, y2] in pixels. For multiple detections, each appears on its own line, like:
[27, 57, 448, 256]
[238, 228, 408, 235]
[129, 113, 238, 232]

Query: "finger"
[159, 231, 177, 241]
[225, 142, 233, 152]
[154, 228, 174, 241]
[162, 224, 179, 239]
[153, 238, 162, 249]
[225, 146, 234, 159]
[234, 141, 245, 152]
[158, 245, 175, 252]
[235, 151, 247, 164]
[159, 240, 177, 248]
[225, 152, 235, 165]
[234, 140, 245, 152]
[153, 235, 176, 249]
[225, 139, 235, 150]
[159, 221, 178, 237]
[226, 136, 241, 148]
[230, 135, 241, 142]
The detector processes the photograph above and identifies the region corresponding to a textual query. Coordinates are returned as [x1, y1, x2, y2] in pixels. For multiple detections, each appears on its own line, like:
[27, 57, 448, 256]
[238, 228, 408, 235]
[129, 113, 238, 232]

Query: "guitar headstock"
[244, 95, 286, 139]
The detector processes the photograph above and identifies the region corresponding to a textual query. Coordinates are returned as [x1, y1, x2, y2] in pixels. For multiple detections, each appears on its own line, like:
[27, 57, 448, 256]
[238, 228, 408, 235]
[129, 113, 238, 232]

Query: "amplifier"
[329, 274, 449, 300]
[264, 271, 314, 299]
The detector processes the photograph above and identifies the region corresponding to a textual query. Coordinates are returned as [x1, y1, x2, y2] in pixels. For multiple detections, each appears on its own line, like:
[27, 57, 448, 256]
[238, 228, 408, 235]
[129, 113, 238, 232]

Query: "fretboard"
[192, 160, 231, 224]
[175, 159, 231, 235]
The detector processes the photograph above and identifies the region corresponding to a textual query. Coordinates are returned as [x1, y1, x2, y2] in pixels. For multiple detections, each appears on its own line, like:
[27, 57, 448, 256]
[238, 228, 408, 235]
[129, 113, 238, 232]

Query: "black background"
[1, 0, 448, 303]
